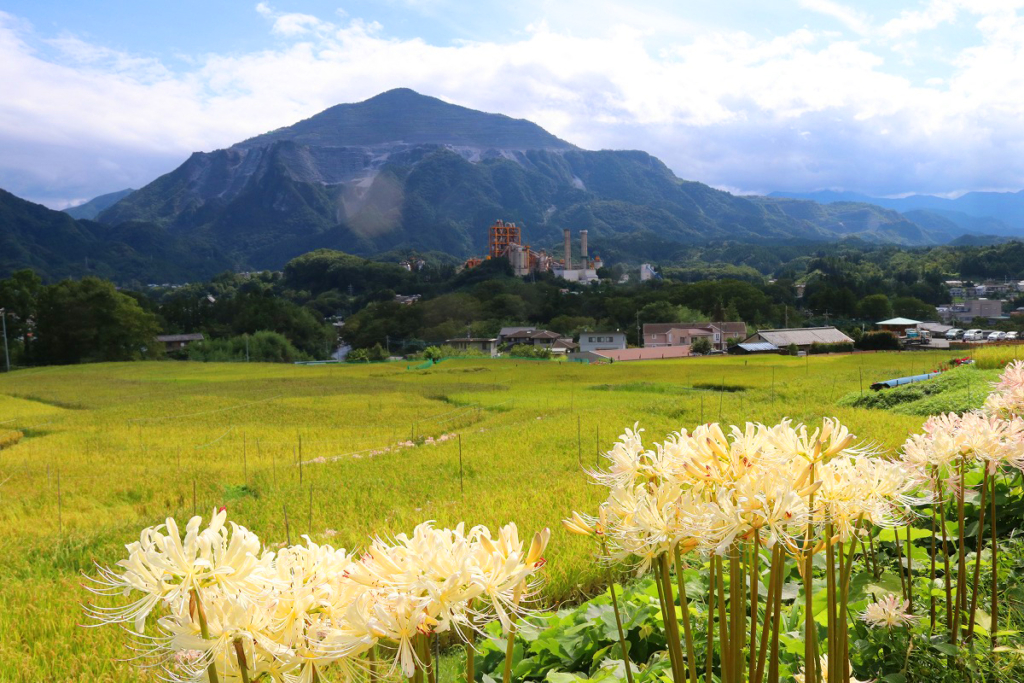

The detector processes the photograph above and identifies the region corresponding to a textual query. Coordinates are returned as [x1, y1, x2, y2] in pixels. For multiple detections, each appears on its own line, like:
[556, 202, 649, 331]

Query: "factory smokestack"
[563, 228, 572, 270]
[580, 230, 588, 265]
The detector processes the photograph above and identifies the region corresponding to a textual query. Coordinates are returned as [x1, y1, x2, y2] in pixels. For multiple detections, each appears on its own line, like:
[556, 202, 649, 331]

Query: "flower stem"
[673, 544, 698, 683]
[937, 475, 953, 646]
[716, 554, 731, 683]
[929, 481, 938, 632]
[825, 528, 837, 683]
[952, 459, 967, 646]
[658, 553, 687, 683]
[730, 545, 744, 683]
[769, 548, 784, 683]
[967, 467, 990, 642]
[190, 589, 220, 683]
[707, 555, 717, 683]
[502, 590, 522, 683]
[753, 544, 781, 683]
[606, 541, 635, 683]
[991, 471, 999, 659]
[748, 538, 760, 681]
[906, 520, 914, 613]
[233, 640, 250, 683]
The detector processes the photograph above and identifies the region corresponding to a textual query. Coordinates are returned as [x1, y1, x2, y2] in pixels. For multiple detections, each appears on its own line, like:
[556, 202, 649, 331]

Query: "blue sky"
[2, 1, 1023, 207]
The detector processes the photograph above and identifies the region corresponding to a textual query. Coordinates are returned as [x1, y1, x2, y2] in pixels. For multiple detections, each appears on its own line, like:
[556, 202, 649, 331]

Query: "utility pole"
[1, 308, 9, 373]
[245, 334, 250, 362]
[636, 311, 642, 347]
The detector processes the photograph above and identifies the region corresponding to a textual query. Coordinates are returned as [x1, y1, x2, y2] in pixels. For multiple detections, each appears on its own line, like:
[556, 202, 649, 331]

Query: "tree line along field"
[0, 351, 976, 681]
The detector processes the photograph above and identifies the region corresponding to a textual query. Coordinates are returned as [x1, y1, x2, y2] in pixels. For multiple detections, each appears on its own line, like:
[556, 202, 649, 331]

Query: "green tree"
[691, 336, 712, 355]
[33, 277, 162, 364]
[891, 296, 938, 321]
[857, 294, 893, 321]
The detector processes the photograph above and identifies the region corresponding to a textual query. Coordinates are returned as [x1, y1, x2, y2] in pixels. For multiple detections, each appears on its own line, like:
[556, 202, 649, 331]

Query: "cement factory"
[464, 220, 602, 283]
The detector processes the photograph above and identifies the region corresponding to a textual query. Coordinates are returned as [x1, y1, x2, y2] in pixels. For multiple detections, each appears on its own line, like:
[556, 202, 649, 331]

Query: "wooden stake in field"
[56, 465, 62, 534]
[577, 415, 582, 468]
[718, 376, 724, 421]
[283, 504, 291, 545]
[242, 431, 248, 486]
[458, 433, 464, 495]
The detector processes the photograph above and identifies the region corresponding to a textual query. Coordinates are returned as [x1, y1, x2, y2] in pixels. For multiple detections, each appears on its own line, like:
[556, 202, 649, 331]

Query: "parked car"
[988, 330, 1006, 341]
[964, 329, 984, 341]
[1007, 331, 1019, 340]
[945, 328, 963, 340]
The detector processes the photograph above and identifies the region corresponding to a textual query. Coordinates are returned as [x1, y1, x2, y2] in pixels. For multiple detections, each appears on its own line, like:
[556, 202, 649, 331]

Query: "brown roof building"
[643, 322, 746, 351]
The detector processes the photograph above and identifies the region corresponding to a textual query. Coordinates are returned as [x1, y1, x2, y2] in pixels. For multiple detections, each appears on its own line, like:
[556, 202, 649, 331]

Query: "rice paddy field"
[0, 350, 983, 681]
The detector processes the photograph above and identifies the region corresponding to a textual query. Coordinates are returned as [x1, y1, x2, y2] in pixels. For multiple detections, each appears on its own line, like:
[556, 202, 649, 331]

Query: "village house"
[741, 326, 853, 353]
[578, 331, 627, 353]
[155, 333, 204, 353]
[444, 337, 498, 357]
[497, 327, 577, 352]
[940, 298, 1005, 322]
[643, 322, 746, 351]
[877, 317, 922, 337]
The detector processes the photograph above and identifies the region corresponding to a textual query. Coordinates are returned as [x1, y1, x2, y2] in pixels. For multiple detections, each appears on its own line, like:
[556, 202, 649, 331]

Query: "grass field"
[0, 351, 981, 681]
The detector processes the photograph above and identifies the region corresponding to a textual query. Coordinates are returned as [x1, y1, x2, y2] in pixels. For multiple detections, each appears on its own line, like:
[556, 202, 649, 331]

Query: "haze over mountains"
[3, 88, 1023, 282]
[770, 190, 1024, 241]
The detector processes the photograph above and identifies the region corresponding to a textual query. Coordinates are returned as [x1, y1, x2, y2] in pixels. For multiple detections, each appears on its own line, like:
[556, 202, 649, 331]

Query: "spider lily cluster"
[85, 510, 549, 683]
[566, 417, 918, 683]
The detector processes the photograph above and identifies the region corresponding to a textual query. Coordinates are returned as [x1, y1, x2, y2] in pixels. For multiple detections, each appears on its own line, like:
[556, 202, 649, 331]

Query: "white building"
[578, 331, 627, 353]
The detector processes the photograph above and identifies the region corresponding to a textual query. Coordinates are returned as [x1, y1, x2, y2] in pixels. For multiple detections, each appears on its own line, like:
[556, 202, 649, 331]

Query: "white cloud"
[1, 4, 1024, 206]
[797, 0, 872, 34]
[881, 1, 959, 38]
[256, 2, 329, 37]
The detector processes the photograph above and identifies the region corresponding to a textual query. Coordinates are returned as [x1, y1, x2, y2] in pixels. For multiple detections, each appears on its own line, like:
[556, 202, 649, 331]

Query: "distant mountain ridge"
[3, 88, 1018, 281]
[769, 189, 1024, 239]
[95, 88, 951, 269]
[0, 188, 230, 281]
[63, 188, 134, 220]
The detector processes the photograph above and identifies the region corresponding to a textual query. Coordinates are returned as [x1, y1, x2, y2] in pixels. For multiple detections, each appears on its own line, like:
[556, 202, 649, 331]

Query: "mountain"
[770, 189, 1024, 236]
[63, 188, 134, 220]
[93, 88, 945, 270]
[0, 188, 231, 282]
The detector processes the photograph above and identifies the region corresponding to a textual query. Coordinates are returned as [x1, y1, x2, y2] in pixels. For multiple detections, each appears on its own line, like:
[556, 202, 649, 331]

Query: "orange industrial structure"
[488, 220, 522, 259]
[465, 220, 599, 279]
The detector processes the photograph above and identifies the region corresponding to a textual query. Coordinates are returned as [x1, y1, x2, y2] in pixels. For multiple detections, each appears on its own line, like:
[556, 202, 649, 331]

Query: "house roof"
[747, 327, 854, 347]
[552, 339, 579, 350]
[734, 342, 779, 353]
[446, 337, 497, 343]
[877, 317, 922, 325]
[156, 333, 204, 343]
[668, 327, 714, 337]
[644, 321, 744, 336]
[529, 330, 563, 339]
[498, 326, 536, 337]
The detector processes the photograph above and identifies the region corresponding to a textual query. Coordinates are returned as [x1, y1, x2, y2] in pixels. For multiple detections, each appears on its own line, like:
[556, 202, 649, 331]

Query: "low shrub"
[809, 341, 854, 354]
[856, 330, 901, 351]
[186, 331, 311, 363]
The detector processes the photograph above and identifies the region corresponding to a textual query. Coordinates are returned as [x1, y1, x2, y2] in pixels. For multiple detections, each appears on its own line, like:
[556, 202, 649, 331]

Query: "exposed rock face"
[91, 88, 942, 270]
